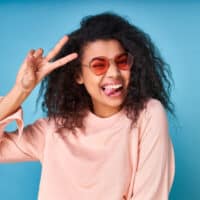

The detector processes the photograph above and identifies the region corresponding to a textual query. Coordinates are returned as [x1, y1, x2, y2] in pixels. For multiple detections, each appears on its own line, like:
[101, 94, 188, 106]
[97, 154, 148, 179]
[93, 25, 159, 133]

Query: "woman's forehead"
[81, 39, 125, 61]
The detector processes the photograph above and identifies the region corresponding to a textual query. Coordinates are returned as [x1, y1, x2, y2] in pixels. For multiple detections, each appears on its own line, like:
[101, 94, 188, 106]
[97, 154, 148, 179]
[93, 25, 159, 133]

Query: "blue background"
[0, 0, 200, 199]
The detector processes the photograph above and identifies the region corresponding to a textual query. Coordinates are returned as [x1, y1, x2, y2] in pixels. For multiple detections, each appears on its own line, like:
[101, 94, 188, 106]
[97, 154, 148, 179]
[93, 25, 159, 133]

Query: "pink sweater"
[0, 98, 175, 200]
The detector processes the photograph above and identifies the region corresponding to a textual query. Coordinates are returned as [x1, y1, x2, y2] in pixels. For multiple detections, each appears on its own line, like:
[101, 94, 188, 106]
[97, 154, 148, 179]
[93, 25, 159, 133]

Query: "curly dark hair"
[39, 12, 175, 131]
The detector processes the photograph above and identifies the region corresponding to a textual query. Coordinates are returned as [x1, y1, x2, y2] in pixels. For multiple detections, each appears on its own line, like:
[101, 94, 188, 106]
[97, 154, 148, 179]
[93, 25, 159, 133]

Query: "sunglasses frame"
[82, 52, 134, 76]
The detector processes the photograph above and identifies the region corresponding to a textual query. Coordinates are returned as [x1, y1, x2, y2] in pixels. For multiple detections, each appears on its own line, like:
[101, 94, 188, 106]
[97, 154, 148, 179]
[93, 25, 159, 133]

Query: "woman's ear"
[75, 72, 84, 84]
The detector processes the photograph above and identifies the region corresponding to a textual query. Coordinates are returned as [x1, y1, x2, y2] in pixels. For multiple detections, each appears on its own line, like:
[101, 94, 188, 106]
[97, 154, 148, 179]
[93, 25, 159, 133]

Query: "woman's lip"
[100, 80, 124, 97]
[101, 83, 123, 97]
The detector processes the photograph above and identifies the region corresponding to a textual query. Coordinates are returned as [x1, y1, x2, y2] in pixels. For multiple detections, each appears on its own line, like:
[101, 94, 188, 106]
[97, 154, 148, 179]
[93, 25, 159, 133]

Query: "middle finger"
[45, 36, 69, 62]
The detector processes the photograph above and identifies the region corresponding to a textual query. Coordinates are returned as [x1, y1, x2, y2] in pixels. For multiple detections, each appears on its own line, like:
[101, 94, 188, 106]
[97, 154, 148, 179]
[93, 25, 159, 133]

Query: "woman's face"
[77, 39, 131, 117]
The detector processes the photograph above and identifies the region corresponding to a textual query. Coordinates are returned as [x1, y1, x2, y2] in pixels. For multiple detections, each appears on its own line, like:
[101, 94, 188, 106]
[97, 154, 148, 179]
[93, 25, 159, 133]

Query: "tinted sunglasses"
[82, 52, 134, 75]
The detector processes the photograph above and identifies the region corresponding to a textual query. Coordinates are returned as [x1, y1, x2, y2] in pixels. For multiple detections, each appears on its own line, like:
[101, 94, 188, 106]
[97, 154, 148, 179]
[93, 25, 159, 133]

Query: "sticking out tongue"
[104, 88, 117, 96]
[102, 84, 123, 96]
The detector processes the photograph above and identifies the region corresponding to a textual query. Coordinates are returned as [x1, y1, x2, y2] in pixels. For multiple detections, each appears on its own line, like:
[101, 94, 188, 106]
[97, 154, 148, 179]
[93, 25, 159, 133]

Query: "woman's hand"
[15, 35, 78, 93]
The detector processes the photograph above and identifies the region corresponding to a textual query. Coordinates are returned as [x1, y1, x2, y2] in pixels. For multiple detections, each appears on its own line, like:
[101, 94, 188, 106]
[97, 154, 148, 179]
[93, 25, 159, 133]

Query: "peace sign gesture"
[15, 36, 78, 93]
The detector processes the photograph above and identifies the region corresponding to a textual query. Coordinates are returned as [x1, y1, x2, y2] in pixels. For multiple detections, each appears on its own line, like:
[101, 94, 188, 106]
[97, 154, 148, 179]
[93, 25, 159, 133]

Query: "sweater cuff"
[0, 97, 24, 141]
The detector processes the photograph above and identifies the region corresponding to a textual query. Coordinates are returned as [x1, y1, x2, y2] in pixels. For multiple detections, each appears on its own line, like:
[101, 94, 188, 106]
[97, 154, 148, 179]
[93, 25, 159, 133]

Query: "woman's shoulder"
[144, 98, 166, 116]
[137, 98, 167, 126]
[145, 98, 165, 110]
[135, 98, 169, 144]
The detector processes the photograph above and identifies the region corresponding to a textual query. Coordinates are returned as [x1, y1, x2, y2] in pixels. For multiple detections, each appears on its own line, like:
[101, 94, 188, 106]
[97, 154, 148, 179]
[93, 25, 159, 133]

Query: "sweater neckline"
[83, 109, 126, 134]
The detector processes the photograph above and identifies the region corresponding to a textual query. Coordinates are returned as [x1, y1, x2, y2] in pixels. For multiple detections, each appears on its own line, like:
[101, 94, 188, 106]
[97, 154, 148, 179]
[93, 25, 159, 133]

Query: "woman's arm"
[0, 36, 77, 121]
[130, 99, 175, 200]
[0, 36, 77, 162]
[0, 85, 30, 121]
[0, 111, 48, 162]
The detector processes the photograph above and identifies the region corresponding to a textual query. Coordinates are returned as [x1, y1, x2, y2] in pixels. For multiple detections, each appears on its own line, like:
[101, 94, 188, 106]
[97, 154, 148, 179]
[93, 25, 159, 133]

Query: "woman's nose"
[105, 60, 120, 77]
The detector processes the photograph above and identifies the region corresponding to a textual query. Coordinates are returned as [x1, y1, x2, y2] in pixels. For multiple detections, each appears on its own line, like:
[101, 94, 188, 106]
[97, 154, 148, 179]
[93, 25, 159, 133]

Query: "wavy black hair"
[39, 12, 175, 131]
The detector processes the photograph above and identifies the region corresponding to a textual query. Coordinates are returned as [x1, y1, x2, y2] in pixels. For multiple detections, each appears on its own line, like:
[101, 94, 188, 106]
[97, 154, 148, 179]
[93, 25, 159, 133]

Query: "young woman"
[0, 13, 175, 200]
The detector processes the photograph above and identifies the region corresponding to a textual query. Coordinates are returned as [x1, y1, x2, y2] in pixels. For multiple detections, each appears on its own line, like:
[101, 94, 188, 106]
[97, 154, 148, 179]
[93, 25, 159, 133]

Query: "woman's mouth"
[101, 84, 123, 97]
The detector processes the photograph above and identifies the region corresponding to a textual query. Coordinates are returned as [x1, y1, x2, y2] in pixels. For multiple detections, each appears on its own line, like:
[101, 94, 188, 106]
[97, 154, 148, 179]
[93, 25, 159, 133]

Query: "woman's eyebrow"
[91, 52, 126, 59]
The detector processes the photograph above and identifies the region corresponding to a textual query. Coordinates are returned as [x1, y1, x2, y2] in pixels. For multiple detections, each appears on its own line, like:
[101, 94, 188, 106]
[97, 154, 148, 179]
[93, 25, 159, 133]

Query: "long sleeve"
[130, 99, 175, 200]
[0, 107, 47, 162]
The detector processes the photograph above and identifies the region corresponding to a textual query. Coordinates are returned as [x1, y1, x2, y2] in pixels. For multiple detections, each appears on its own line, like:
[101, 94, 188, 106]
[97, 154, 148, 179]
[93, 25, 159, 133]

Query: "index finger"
[45, 35, 69, 62]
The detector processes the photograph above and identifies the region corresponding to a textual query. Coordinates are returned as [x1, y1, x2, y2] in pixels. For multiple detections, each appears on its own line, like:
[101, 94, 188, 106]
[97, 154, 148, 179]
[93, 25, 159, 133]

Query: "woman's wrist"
[0, 84, 30, 120]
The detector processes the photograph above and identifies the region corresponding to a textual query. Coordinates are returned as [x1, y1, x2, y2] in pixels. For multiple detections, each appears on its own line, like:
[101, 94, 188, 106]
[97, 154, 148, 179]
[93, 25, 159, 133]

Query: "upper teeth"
[104, 84, 122, 89]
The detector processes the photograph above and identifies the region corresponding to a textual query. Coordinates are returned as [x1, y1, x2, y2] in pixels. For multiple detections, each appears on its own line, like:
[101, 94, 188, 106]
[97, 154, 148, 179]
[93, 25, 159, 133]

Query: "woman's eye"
[117, 59, 127, 63]
[116, 58, 127, 65]
[93, 64, 104, 68]
[116, 54, 128, 64]
[91, 60, 106, 68]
